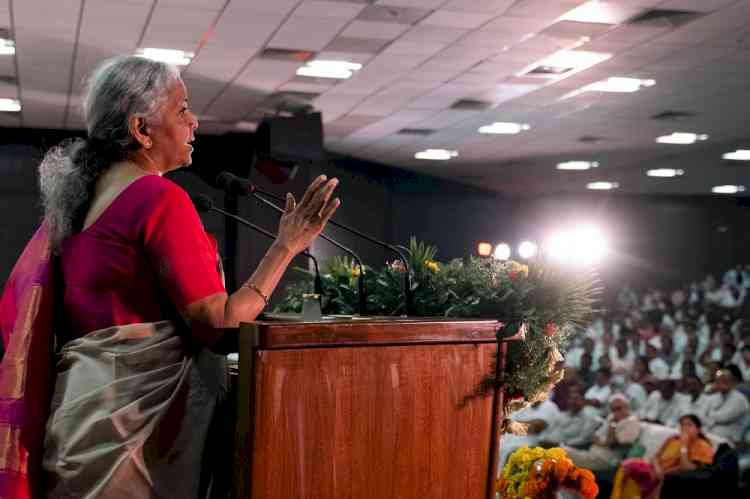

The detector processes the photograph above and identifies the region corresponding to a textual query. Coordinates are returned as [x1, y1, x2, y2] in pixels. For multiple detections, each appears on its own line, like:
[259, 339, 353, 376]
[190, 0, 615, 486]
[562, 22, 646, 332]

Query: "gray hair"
[39, 55, 180, 250]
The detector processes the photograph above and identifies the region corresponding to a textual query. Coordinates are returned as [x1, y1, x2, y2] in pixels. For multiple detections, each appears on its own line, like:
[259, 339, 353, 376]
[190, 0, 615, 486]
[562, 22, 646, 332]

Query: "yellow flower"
[424, 259, 440, 273]
[351, 266, 361, 278]
[509, 261, 529, 277]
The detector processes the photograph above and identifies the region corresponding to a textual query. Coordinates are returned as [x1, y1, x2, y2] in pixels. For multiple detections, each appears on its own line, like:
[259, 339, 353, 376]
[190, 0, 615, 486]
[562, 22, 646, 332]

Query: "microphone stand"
[253, 188, 412, 316]
[192, 195, 324, 305]
[248, 193, 367, 316]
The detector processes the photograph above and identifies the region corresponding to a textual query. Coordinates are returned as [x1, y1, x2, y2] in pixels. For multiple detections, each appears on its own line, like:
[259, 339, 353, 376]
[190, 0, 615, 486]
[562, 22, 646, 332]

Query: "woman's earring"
[144, 139, 152, 149]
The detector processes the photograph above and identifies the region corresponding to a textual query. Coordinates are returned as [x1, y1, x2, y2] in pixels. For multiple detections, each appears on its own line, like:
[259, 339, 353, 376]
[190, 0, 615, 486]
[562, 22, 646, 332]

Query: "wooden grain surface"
[246, 343, 497, 499]
[252, 318, 504, 349]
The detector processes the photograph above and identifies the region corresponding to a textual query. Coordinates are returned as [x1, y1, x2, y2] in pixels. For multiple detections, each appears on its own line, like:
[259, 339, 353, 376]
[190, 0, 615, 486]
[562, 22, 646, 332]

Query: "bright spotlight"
[518, 241, 538, 259]
[493, 243, 511, 261]
[546, 233, 572, 262]
[571, 225, 608, 264]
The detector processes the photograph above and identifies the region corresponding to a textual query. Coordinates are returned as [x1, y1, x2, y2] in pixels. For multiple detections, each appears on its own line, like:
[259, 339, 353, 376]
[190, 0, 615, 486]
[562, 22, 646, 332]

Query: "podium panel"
[233, 319, 508, 499]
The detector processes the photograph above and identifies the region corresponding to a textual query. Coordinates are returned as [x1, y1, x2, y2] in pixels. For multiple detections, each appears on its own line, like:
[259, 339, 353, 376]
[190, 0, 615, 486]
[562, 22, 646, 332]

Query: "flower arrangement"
[498, 446, 598, 499]
[275, 238, 599, 429]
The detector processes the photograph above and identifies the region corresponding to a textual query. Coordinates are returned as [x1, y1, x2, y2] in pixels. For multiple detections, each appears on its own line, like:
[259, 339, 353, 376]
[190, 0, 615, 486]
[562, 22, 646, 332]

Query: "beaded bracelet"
[243, 282, 269, 307]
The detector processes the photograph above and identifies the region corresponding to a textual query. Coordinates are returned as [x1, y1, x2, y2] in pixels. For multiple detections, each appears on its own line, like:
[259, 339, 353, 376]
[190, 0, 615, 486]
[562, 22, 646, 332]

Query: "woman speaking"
[0, 55, 339, 498]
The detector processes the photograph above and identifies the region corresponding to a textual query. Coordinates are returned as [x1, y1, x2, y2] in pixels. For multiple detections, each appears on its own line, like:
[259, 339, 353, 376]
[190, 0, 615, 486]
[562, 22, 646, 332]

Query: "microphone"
[211, 171, 413, 315]
[191, 194, 324, 304]
[243, 191, 368, 317]
[214, 171, 256, 196]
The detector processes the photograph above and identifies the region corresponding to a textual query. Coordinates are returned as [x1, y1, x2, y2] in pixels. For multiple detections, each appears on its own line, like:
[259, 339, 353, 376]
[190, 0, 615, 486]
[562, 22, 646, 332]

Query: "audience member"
[704, 369, 750, 443]
[646, 337, 671, 380]
[639, 380, 690, 427]
[610, 414, 715, 499]
[680, 374, 718, 423]
[544, 389, 603, 450]
[498, 399, 561, 469]
[566, 395, 641, 471]
[585, 368, 614, 411]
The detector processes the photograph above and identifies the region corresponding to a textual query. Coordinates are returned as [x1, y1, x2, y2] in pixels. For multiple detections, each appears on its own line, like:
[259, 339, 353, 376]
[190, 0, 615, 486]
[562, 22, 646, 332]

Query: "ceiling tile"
[399, 25, 470, 44]
[420, 9, 495, 29]
[269, 16, 351, 51]
[375, 0, 447, 8]
[658, 0, 739, 13]
[206, 9, 287, 49]
[481, 15, 552, 35]
[356, 4, 431, 24]
[442, 0, 516, 15]
[340, 20, 410, 40]
[503, 0, 585, 19]
[382, 39, 448, 56]
[325, 36, 391, 53]
[141, 5, 220, 52]
[293, 1, 367, 19]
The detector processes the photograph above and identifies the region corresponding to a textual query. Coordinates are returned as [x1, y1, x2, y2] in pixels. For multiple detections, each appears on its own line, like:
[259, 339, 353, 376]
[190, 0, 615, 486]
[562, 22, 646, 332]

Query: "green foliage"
[274, 239, 600, 401]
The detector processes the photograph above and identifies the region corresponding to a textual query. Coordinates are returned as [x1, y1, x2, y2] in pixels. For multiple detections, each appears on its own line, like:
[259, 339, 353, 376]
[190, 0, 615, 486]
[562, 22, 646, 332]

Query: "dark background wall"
[2, 128, 749, 304]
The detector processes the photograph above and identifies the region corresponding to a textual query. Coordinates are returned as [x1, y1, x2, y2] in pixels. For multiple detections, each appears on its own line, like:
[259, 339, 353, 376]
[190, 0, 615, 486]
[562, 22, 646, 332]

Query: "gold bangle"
[243, 282, 269, 307]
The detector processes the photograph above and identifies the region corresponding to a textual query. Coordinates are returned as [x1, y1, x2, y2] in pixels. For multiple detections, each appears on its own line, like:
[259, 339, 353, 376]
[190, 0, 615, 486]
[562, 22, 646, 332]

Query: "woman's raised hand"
[276, 175, 340, 256]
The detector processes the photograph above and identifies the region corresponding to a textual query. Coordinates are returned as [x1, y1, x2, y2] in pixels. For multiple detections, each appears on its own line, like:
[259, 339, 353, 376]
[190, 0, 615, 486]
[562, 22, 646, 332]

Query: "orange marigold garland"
[498, 447, 598, 499]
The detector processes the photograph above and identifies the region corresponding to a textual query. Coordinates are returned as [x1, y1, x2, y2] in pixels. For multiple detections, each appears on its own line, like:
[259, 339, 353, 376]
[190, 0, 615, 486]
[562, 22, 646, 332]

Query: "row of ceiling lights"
[0, 0, 746, 198]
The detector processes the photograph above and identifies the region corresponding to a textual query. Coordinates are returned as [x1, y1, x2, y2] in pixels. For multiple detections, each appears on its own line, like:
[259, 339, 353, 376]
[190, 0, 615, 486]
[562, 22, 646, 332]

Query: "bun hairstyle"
[38, 56, 180, 250]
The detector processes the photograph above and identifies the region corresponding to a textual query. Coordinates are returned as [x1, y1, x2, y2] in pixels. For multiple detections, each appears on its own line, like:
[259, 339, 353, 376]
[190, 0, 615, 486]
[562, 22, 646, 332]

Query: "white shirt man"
[550, 404, 603, 449]
[498, 400, 561, 469]
[704, 370, 750, 443]
[639, 386, 691, 427]
[565, 395, 641, 471]
[624, 382, 648, 413]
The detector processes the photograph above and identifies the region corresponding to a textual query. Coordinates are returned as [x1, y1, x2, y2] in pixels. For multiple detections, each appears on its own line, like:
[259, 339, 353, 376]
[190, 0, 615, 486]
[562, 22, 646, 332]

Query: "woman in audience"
[610, 414, 715, 499]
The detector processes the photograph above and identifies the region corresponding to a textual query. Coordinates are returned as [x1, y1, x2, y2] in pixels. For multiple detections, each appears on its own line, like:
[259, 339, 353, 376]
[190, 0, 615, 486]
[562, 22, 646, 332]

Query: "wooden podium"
[231, 318, 518, 499]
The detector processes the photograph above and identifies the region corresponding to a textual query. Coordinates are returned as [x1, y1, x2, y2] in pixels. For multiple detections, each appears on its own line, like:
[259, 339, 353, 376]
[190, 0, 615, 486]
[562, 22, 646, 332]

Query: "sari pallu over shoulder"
[42, 321, 219, 499]
[0, 225, 57, 499]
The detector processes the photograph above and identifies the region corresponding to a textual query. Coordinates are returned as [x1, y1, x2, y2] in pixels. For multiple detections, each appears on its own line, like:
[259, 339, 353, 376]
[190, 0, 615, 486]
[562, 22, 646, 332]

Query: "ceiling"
[1, 0, 749, 196]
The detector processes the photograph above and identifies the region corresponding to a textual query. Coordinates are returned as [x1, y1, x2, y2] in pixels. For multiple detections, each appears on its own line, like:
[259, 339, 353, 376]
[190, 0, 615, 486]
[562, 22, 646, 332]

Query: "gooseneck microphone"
[191, 194, 324, 305]
[213, 171, 413, 315]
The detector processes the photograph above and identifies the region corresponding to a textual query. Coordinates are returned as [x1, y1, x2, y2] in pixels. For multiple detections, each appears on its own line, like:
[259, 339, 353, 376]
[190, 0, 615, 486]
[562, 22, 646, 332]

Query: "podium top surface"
[241, 314, 507, 349]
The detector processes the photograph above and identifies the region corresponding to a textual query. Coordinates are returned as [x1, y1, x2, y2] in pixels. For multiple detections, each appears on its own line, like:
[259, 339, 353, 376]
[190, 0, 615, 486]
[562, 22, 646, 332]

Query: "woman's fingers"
[298, 175, 327, 209]
[302, 178, 339, 218]
[284, 192, 295, 213]
[318, 197, 340, 226]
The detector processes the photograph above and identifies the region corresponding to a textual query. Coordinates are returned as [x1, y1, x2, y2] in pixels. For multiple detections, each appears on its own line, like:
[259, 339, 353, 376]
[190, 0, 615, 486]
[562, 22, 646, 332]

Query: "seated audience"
[585, 368, 614, 412]
[498, 399, 561, 469]
[646, 337, 671, 380]
[566, 395, 641, 471]
[639, 380, 690, 427]
[680, 374, 719, 424]
[610, 414, 715, 499]
[544, 389, 603, 450]
[704, 369, 750, 443]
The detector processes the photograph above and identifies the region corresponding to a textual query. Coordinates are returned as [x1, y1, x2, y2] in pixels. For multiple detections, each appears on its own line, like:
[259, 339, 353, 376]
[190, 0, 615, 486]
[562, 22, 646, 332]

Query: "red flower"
[510, 270, 519, 281]
[544, 323, 557, 337]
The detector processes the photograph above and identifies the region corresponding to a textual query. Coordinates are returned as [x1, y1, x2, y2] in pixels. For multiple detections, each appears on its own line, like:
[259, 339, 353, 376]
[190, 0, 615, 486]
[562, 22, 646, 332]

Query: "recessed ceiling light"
[655, 132, 709, 145]
[722, 149, 750, 161]
[586, 181, 619, 190]
[0, 38, 15, 56]
[0, 98, 21, 112]
[296, 60, 362, 79]
[135, 48, 193, 65]
[414, 149, 458, 160]
[557, 161, 599, 170]
[712, 185, 745, 194]
[647, 168, 684, 177]
[478, 122, 530, 135]
[559, 1, 636, 24]
[585, 77, 655, 93]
